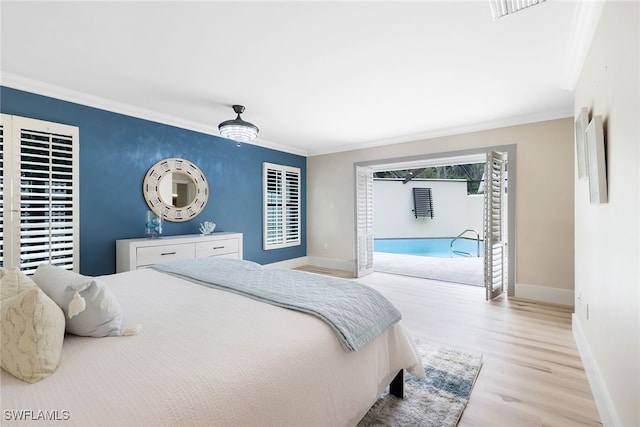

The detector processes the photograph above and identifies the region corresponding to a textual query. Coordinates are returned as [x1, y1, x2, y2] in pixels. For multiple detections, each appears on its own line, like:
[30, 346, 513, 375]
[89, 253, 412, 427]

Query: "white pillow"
[1, 286, 66, 383]
[32, 264, 125, 337]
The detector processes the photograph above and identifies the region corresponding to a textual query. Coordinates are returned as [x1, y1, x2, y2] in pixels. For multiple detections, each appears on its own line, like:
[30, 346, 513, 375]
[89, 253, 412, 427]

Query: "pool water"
[374, 237, 483, 258]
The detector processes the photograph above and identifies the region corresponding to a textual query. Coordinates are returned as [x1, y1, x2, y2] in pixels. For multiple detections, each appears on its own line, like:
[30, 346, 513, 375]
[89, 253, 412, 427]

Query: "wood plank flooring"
[295, 267, 602, 426]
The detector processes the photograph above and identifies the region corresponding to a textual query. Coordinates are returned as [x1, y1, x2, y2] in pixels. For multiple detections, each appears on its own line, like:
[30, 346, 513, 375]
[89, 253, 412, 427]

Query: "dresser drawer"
[195, 238, 239, 258]
[136, 243, 195, 267]
[116, 233, 243, 272]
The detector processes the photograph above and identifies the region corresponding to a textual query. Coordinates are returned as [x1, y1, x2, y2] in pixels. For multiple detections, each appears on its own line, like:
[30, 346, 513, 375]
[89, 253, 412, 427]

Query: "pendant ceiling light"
[218, 105, 259, 146]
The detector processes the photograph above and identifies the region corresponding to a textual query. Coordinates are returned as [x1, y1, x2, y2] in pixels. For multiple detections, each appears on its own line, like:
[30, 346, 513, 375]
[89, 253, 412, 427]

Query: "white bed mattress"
[1, 268, 424, 426]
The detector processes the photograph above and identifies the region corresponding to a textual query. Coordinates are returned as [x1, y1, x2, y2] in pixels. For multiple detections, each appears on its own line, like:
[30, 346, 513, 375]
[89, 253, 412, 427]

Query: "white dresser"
[116, 232, 243, 273]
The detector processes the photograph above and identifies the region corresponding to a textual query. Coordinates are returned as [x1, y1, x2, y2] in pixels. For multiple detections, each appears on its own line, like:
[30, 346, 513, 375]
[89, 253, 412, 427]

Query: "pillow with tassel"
[32, 264, 140, 337]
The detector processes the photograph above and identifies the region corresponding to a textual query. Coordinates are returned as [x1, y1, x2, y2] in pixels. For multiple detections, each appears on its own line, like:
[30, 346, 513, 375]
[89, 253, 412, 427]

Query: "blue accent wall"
[1, 87, 306, 275]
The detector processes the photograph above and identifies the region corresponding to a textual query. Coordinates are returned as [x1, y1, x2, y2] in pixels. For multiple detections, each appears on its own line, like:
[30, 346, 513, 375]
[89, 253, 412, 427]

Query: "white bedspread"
[1, 268, 424, 427]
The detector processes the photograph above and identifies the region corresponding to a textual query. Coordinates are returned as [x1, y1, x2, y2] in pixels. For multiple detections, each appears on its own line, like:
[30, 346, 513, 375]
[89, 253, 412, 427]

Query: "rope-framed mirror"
[143, 158, 208, 222]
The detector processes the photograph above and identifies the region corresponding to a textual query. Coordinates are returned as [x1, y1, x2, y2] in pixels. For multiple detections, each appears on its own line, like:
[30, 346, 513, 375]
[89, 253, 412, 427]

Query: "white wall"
[307, 118, 574, 303]
[573, 2, 639, 426]
[373, 179, 484, 239]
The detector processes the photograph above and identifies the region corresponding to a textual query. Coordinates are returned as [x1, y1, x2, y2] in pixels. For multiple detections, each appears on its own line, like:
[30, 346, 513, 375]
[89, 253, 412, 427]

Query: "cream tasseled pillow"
[1, 284, 66, 383]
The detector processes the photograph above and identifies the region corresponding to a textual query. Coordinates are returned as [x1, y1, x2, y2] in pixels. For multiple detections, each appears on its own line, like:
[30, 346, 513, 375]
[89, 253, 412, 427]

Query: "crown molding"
[0, 73, 308, 157]
[1, 71, 574, 158]
[308, 106, 573, 157]
[558, 0, 606, 90]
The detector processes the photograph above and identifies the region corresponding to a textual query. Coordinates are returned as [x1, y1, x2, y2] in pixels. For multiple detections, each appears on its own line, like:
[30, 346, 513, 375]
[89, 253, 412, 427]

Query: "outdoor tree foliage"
[374, 163, 486, 194]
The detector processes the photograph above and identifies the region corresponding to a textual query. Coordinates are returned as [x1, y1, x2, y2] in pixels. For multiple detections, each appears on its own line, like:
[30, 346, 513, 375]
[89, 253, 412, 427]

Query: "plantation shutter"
[1, 115, 79, 274]
[0, 116, 9, 268]
[285, 169, 300, 244]
[263, 162, 301, 250]
[484, 151, 506, 300]
[355, 166, 374, 278]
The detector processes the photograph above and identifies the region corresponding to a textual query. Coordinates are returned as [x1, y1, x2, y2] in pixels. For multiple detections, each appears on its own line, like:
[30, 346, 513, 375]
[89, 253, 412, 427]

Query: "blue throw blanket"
[151, 258, 401, 352]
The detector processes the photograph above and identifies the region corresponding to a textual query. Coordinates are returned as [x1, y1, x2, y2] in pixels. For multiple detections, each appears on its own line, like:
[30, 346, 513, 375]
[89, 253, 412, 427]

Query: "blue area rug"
[358, 340, 483, 427]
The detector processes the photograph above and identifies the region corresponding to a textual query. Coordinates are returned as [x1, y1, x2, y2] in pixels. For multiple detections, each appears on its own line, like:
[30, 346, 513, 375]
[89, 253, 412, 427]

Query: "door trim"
[354, 144, 516, 296]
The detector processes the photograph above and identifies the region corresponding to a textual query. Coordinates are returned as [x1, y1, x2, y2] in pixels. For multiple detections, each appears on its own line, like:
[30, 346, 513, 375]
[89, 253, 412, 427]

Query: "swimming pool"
[374, 237, 483, 258]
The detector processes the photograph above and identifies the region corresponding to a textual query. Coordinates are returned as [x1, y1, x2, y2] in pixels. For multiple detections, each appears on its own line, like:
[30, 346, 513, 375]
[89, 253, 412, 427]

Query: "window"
[263, 162, 300, 250]
[1, 114, 79, 274]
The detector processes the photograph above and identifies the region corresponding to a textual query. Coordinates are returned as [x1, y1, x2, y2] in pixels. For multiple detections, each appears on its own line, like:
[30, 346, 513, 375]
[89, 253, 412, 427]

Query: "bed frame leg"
[389, 369, 404, 399]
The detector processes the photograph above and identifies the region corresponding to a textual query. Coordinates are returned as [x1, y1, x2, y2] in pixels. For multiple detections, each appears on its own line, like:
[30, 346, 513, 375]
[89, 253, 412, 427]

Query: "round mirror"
[143, 158, 208, 222]
[158, 172, 196, 208]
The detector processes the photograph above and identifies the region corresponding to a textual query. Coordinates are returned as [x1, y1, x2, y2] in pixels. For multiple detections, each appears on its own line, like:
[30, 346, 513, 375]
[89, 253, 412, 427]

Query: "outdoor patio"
[373, 252, 484, 286]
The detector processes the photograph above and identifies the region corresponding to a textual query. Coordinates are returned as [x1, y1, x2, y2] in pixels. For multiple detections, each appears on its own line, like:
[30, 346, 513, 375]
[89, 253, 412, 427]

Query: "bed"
[1, 259, 424, 426]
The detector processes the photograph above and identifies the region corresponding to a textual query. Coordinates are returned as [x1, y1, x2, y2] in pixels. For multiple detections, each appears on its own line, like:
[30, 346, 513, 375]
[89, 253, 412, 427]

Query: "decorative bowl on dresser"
[116, 232, 243, 273]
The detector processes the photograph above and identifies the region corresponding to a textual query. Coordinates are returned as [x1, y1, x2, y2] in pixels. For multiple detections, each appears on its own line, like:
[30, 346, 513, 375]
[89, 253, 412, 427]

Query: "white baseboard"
[515, 282, 575, 306]
[572, 314, 619, 427]
[264, 256, 309, 269]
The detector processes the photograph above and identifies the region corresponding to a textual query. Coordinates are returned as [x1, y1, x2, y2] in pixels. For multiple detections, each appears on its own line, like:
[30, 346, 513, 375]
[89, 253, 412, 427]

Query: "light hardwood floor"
[296, 267, 602, 426]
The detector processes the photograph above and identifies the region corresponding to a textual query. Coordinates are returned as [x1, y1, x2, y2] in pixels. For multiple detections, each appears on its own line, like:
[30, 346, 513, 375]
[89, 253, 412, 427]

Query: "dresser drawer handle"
[212, 246, 225, 250]
[161, 252, 177, 256]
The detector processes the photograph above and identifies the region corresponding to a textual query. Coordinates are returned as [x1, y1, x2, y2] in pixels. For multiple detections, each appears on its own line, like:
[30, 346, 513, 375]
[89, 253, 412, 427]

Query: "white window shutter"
[0, 115, 10, 268]
[285, 169, 300, 243]
[263, 162, 301, 250]
[1, 115, 79, 274]
[484, 151, 506, 300]
[355, 166, 374, 277]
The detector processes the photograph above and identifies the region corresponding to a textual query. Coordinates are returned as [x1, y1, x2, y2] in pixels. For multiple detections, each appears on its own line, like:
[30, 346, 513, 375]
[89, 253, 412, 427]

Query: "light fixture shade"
[218, 105, 259, 143]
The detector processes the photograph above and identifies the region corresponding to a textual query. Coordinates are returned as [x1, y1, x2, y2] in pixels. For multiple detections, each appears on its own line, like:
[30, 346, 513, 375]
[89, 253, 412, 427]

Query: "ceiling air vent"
[490, 0, 546, 21]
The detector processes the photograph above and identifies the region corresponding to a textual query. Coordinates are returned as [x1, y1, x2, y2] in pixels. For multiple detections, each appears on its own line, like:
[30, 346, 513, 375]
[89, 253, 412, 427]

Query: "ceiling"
[1, 1, 599, 156]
